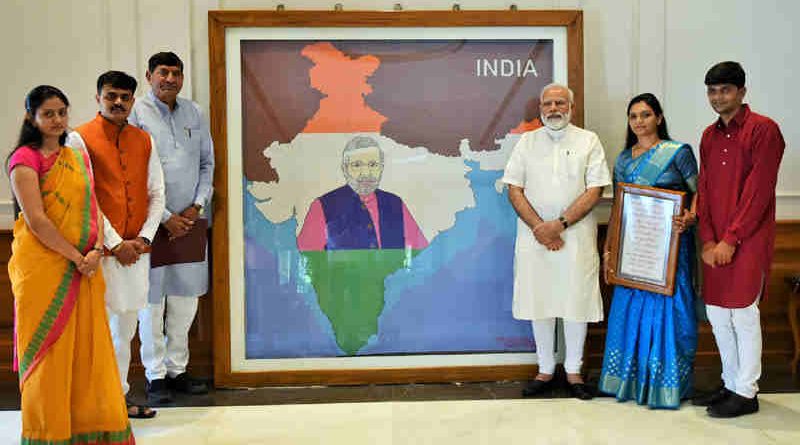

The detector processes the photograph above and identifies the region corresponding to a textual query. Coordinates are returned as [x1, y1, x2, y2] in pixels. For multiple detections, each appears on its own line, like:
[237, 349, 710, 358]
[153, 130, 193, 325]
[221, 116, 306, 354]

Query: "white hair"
[341, 135, 384, 166]
[539, 83, 575, 104]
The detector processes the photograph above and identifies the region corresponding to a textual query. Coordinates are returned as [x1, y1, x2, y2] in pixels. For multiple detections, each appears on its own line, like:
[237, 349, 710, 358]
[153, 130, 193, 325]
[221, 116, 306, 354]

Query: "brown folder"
[150, 218, 208, 268]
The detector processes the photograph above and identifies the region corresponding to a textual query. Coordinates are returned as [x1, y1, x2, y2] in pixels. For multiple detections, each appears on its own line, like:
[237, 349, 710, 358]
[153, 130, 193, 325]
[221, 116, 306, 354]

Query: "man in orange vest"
[67, 71, 165, 418]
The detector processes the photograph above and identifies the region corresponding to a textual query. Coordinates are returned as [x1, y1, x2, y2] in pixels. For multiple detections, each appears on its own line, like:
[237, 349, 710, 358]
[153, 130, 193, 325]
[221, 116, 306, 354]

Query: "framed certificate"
[606, 183, 686, 296]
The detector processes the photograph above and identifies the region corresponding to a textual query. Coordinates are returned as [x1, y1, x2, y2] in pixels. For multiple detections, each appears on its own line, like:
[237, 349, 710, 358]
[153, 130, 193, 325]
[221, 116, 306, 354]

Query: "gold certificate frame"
[607, 183, 685, 296]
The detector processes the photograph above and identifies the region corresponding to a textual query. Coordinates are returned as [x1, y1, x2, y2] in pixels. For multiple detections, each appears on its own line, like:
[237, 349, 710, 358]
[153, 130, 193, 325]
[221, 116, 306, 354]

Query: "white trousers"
[107, 308, 140, 395]
[706, 300, 762, 398]
[532, 318, 587, 375]
[138, 295, 199, 382]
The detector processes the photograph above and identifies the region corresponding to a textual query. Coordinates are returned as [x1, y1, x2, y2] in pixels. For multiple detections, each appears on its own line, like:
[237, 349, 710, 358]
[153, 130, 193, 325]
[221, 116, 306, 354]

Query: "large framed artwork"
[209, 10, 584, 386]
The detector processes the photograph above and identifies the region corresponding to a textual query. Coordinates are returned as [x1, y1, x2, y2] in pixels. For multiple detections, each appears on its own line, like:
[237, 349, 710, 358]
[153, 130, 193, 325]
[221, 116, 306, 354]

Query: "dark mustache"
[111, 105, 126, 112]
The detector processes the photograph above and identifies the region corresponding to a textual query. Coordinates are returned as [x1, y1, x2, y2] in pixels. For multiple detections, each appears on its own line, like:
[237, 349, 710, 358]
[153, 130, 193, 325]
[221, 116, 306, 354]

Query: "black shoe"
[167, 373, 209, 395]
[568, 382, 595, 400]
[691, 385, 731, 407]
[146, 378, 173, 405]
[126, 396, 157, 419]
[707, 393, 759, 418]
[522, 378, 555, 398]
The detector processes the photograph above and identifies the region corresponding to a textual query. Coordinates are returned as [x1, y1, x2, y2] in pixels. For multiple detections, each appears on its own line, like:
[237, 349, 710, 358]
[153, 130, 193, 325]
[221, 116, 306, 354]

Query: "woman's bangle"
[92, 246, 104, 253]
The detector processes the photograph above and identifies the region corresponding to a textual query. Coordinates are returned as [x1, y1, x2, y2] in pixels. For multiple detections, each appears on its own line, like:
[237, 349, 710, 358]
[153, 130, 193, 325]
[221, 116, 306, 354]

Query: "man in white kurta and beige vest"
[503, 83, 611, 400]
[129, 52, 214, 404]
[67, 71, 165, 418]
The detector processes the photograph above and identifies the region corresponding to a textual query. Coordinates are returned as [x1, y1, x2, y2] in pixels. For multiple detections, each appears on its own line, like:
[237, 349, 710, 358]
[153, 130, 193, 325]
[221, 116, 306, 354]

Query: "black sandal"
[126, 397, 157, 419]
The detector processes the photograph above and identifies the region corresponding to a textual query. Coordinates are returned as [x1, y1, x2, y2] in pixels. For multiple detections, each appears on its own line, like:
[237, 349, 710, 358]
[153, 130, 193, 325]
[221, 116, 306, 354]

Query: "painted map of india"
[248, 42, 475, 354]
[299, 42, 409, 355]
[243, 39, 552, 356]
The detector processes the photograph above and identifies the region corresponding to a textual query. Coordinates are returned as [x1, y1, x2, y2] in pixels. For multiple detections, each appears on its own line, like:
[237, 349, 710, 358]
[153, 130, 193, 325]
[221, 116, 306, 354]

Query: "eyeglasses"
[347, 160, 382, 169]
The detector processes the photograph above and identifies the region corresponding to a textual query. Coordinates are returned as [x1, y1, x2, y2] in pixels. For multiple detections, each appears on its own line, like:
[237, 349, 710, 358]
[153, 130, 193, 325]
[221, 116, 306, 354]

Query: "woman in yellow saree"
[8, 85, 135, 444]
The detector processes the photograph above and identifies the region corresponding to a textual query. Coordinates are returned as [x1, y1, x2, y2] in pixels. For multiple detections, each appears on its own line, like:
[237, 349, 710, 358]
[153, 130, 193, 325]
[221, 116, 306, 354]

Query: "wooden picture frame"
[606, 183, 686, 296]
[208, 9, 584, 387]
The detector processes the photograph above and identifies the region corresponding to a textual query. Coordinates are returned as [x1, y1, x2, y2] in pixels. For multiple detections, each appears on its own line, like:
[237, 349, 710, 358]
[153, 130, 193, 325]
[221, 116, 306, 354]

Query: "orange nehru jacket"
[77, 114, 152, 240]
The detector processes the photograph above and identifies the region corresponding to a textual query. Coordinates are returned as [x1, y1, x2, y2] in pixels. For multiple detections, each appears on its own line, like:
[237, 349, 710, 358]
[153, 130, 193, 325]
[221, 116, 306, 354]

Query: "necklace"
[632, 139, 660, 157]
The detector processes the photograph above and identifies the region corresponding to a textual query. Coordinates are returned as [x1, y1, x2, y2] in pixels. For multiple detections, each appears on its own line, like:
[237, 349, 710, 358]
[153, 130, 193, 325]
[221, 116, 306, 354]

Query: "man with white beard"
[297, 136, 428, 251]
[503, 83, 611, 400]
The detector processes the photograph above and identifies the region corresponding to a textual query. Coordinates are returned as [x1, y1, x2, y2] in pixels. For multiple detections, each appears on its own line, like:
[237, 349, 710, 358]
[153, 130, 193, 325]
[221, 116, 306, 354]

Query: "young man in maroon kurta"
[693, 61, 785, 418]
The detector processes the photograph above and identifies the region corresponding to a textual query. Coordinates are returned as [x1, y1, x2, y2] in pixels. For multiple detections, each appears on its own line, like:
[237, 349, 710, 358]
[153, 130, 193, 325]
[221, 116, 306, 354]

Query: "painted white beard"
[347, 176, 380, 196]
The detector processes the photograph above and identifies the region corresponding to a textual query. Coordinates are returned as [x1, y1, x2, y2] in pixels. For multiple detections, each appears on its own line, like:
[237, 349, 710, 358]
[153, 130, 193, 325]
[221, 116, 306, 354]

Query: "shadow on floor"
[1, 365, 799, 411]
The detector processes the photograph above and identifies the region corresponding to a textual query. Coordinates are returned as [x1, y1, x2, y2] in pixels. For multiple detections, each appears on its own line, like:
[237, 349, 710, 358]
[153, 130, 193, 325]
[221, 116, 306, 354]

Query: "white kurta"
[502, 124, 611, 322]
[66, 131, 166, 313]
[129, 92, 214, 301]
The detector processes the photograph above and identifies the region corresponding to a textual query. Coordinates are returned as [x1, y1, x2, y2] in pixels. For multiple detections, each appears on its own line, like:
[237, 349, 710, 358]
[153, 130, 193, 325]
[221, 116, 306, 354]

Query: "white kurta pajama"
[502, 124, 611, 323]
[67, 132, 166, 311]
[66, 131, 166, 394]
[130, 91, 214, 301]
[129, 91, 215, 382]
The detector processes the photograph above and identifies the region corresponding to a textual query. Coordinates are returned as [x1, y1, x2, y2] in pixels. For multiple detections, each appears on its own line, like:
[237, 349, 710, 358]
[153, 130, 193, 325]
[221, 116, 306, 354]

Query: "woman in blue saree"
[598, 93, 699, 409]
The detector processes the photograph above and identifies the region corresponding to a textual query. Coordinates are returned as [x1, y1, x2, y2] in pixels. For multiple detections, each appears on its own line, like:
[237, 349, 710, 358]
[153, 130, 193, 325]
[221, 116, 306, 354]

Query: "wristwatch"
[558, 215, 570, 229]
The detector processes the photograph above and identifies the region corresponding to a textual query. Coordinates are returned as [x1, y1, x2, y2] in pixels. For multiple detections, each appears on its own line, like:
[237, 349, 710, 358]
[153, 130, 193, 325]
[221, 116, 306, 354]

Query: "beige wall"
[1, 0, 797, 227]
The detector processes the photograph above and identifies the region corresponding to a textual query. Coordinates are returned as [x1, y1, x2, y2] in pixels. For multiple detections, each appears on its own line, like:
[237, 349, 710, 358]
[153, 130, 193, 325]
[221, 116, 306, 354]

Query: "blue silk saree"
[598, 140, 699, 409]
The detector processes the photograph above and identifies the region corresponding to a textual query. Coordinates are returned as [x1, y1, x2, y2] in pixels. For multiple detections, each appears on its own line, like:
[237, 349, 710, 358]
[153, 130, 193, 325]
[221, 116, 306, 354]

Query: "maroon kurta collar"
[715, 104, 750, 130]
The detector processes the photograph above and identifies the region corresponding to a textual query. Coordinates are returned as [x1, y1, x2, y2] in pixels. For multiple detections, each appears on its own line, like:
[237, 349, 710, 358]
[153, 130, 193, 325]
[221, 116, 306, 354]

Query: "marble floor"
[2, 366, 799, 444]
[1, 394, 799, 444]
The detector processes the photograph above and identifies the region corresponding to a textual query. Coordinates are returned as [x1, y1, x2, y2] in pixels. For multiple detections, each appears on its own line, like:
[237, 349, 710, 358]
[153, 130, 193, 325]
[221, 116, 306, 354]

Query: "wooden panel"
[0, 232, 13, 387]
[0, 229, 214, 385]
[0, 231, 12, 330]
[587, 221, 800, 369]
[0, 219, 797, 386]
[218, 365, 537, 388]
[208, 9, 232, 388]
